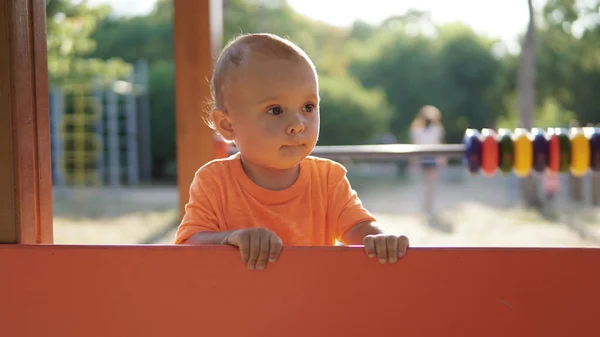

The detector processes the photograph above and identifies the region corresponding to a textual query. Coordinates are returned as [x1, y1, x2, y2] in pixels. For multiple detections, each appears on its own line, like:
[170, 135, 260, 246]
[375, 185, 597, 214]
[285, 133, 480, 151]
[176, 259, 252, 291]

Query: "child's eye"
[303, 103, 316, 112]
[267, 107, 283, 115]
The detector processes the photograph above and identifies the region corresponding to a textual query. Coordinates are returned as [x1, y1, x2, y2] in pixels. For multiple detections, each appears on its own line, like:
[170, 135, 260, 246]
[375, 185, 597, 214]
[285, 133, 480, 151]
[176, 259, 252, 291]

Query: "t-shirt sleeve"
[327, 163, 377, 241]
[175, 168, 221, 244]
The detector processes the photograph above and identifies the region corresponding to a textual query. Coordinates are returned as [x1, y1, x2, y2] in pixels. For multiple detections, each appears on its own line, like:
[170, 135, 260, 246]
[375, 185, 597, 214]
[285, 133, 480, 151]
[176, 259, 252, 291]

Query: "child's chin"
[273, 153, 308, 168]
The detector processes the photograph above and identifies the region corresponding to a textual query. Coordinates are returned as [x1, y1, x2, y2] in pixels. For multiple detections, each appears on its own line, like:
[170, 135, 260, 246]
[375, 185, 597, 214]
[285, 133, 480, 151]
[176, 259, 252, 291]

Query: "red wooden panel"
[31, 0, 54, 244]
[0, 245, 598, 337]
[0, 0, 53, 244]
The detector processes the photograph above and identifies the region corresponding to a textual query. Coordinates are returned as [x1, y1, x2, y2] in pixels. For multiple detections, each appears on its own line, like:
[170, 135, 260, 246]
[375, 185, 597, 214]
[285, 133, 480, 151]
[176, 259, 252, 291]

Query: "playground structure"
[1, 1, 600, 336]
[311, 127, 600, 175]
[2, 244, 598, 336]
[49, 61, 152, 187]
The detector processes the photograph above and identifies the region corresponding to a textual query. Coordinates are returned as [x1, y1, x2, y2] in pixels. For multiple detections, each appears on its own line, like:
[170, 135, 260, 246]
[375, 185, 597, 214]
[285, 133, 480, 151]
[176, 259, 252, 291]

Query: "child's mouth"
[281, 144, 305, 148]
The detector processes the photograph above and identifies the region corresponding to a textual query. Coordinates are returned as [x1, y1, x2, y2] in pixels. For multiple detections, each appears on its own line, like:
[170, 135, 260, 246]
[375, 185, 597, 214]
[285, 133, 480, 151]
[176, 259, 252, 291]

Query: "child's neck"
[240, 157, 300, 191]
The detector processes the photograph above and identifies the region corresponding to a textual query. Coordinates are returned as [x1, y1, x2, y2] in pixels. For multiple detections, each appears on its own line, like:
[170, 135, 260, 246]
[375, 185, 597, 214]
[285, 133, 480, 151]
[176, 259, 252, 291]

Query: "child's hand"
[363, 234, 409, 264]
[225, 228, 283, 270]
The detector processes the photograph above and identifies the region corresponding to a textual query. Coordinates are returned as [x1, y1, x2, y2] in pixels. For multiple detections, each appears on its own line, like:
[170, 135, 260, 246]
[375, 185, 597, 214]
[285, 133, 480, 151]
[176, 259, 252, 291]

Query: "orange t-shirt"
[175, 153, 376, 246]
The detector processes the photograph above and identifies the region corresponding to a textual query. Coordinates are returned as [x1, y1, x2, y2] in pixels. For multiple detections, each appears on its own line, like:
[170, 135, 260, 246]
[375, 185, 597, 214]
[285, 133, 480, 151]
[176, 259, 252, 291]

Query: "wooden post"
[173, 0, 223, 219]
[0, 0, 53, 243]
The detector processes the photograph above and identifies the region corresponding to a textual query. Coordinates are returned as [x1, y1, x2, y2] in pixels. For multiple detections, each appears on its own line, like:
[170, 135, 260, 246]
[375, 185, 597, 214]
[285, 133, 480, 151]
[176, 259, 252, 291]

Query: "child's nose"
[286, 112, 305, 134]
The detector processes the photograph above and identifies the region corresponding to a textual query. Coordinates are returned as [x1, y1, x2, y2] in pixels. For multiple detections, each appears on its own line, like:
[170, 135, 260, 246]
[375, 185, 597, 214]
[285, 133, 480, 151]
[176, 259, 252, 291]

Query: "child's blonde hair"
[206, 33, 316, 132]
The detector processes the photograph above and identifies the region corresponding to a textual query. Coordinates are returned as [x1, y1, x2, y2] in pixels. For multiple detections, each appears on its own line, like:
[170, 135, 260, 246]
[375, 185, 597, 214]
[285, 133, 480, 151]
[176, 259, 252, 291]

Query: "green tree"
[147, 60, 176, 179]
[348, 22, 504, 143]
[318, 75, 392, 145]
[537, 0, 600, 124]
[46, 0, 130, 85]
[89, 0, 174, 64]
[436, 24, 505, 140]
[348, 30, 441, 142]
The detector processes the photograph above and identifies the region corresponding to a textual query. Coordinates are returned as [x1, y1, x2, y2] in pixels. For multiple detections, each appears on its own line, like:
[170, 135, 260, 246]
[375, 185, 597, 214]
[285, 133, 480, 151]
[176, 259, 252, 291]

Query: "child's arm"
[327, 162, 409, 263]
[339, 221, 385, 245]
[341, 221, 410, 264]
[182, 231, 237, 245]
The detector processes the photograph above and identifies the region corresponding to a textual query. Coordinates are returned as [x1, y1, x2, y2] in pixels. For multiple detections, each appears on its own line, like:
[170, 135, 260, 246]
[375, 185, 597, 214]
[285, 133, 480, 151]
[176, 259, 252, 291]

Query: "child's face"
[218, 54, 320, 170]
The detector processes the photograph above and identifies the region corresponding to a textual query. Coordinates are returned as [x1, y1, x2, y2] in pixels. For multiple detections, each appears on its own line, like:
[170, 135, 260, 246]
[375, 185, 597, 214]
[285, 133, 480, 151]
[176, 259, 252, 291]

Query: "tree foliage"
[46, 0, 130, 85]
[46, 0, 600, 179]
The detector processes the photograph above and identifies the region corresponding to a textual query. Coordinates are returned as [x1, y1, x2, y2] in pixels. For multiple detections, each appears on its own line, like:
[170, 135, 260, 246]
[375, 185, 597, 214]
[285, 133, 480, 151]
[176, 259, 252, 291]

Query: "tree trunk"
[570, 174, 584, 203]
[592, 172, 600, 206]
[518, 0, 542, 208]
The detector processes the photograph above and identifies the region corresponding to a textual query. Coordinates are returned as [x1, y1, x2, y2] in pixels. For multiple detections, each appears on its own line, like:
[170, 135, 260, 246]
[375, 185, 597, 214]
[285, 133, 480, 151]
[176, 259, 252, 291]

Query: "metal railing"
[310, 144, 465, 161]
[229, 144, 465, 161]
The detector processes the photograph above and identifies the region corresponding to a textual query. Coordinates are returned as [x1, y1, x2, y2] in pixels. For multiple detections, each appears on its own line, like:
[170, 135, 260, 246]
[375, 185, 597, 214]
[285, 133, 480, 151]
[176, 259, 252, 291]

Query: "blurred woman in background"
[410, 105, 446, 218]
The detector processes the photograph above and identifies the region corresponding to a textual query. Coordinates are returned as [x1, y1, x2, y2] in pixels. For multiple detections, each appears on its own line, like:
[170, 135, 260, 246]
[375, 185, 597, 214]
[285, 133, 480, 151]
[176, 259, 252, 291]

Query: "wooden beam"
[173, 0, 223, 220]
[0, 0, 53, 244]
[1, 245, 599, 336]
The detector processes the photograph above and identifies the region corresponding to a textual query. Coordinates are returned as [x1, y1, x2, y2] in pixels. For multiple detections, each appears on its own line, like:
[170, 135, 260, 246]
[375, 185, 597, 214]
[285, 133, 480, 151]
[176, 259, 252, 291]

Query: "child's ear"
[211, 108, 235, 141]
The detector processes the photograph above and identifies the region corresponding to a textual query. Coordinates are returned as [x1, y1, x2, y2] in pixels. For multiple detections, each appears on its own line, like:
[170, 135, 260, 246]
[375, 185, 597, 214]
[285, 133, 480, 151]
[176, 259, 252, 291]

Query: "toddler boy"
[176, 33, 409, 270]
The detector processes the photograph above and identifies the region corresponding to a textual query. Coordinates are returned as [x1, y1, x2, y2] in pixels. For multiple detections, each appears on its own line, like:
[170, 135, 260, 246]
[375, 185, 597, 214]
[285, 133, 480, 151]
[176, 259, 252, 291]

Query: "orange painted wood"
[0, 0, 53, 244]
[31, 0, 54, 243]
[173, 0, 223, 218]
[1, 245, 599, 337]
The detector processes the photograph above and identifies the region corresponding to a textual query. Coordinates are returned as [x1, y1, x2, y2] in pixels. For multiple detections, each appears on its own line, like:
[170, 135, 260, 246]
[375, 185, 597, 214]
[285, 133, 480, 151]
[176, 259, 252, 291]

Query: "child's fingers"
[247, 233, 261, 270]
[255, 236, 271, 270]
[397, 235, 410, 257]
[238, 233, 251, 264]
[386, 236, 398, 263]
[364, 234, 410, 264]
[268, 234, 283, 263]
[374, 236, 388, 263]
[363, 236, 376, 258]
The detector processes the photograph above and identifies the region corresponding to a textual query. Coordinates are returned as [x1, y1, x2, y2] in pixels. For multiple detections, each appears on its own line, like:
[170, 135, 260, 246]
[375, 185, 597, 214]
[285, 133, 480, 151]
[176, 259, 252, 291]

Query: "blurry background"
[48, 0, 600, 247]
